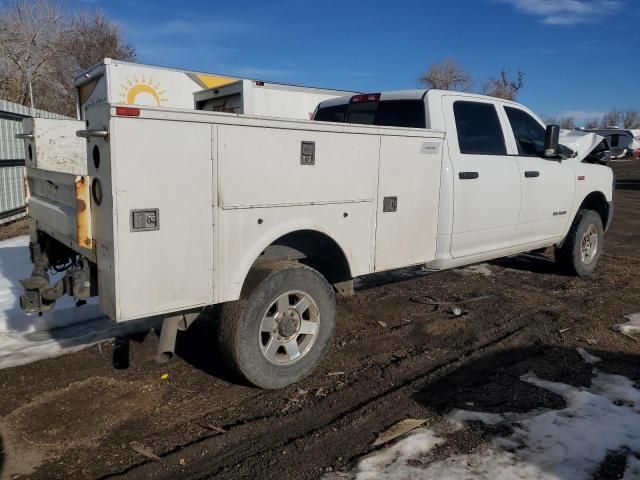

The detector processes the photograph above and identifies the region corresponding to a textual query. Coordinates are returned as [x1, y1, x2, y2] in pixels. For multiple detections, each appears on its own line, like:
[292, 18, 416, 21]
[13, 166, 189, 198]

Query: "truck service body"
[17, 60, 613, 388]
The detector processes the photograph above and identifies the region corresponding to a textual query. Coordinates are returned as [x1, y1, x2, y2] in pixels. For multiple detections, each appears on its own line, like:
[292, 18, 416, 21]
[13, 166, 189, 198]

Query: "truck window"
[348, 101, 377, 125]
[609, 134, 632, 149]
[453, 101, 507, 155]
[314, 100, 426, 128]
[610, 134, 620, 148]
[504, 107, 546, 156]
[314, 104, 348, 122]
[619, 135, 633, 149]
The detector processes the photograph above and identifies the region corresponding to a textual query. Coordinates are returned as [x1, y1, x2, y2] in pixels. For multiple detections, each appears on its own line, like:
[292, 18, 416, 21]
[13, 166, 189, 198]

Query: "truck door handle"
[524, 171, 540, 178]
[459, 172, 479, 180]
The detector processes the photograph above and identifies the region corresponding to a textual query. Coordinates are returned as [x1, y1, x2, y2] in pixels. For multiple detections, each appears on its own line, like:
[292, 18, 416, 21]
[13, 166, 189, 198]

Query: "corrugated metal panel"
[0, 99, 68, 119]
[0, 117, 24, 160]
[0, 166, 25, 216]
[0, 99, 72, 224]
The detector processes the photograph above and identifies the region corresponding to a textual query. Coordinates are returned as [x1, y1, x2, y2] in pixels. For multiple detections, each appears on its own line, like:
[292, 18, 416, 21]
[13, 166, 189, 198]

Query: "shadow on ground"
[174, 312, 244, 385]
[413, 345, 640, 480]
[0, 431, 4, 480]
[489, 252, 568, 276]
[616, 180, 640, 191]
[415, 345, 601, 414]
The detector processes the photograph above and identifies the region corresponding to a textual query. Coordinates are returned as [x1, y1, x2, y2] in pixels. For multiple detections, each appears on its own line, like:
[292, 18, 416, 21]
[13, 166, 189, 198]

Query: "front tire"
[218, 263, 336, 389]
[555, 209, 604, 277]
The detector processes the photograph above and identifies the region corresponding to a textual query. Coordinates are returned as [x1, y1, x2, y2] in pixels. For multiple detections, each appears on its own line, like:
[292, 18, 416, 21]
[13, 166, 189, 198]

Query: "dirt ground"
[0, 161, 639, 480]
[0, 219, 28, 242]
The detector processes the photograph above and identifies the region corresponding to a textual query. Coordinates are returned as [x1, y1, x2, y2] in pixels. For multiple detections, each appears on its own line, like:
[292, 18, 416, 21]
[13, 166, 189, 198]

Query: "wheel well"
[579, 191, 609, 227]
[254, 230, 352, 286]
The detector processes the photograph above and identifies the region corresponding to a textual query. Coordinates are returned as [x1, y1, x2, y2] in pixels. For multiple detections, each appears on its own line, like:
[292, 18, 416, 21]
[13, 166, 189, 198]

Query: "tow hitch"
[20, 243, 94, 314]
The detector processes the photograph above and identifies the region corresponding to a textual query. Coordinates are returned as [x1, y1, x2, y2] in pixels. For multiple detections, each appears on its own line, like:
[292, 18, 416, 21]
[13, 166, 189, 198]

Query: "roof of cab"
[318, 89, 428, 108]
[317, 88, 533, 109]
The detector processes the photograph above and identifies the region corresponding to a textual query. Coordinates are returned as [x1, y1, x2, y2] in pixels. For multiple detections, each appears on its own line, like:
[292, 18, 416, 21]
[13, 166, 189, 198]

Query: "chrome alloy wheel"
[580, 224, 599, 265]
[259, 290, 320, 365]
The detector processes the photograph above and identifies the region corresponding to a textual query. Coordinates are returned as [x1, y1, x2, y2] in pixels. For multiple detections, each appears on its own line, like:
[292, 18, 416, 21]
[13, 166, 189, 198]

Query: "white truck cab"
[314, 90, 613, 270]
[17, 63, 613, 389]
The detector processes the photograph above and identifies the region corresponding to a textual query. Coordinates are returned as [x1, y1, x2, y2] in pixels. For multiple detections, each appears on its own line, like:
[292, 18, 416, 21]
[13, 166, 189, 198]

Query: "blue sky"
[75, 0, 639, 123]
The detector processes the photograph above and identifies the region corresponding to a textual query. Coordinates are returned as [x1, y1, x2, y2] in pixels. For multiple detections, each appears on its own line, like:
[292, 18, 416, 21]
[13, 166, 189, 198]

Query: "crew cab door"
[443, 96, 521, 258]
[501, 106, 574, 244]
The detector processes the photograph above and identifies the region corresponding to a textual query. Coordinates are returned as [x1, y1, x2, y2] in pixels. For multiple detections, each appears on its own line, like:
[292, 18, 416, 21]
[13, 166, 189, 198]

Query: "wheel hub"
[259, 290, 320, 366]
[581, 224, 599, 265]
[278, 310, 300, 339]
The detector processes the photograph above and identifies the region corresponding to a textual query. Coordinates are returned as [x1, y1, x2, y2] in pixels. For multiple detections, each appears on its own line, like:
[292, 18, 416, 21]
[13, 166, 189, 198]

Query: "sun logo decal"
[118, 75, 167, 107]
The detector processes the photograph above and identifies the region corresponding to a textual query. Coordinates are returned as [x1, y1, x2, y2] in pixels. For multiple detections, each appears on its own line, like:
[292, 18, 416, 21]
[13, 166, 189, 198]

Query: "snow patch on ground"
[623, 455, 640, 479]
[355, 430, 444, 480]
[576, 346, 602, 364]
[613, 313, 640, 335]
[0, 236, 145, 369]
[329, 348, 640, 480]
[447, 409, 504, 429]
[0, 236, 102, 333]
[456, 263, 494, 277]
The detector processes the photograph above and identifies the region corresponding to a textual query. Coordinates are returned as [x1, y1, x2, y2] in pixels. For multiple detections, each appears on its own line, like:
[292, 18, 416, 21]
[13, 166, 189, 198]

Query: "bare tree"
[600, 110, 622, 128]
[584, 118, 600, 129]
[419, 59, 472, 91]
[559, 117, 575, 130]
[483, 69, 525, 101]
[0, 0, 135, 115]
[52, 10, 135, 113]
[622, 109, 640, 129]
[0, 0, 65, 107]
[66, 11, 135, 72]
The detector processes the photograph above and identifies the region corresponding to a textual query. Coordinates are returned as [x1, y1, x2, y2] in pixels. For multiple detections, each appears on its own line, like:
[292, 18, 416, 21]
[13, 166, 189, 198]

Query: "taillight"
[115, 106, 140, 117]
[350, 93, 380, 103]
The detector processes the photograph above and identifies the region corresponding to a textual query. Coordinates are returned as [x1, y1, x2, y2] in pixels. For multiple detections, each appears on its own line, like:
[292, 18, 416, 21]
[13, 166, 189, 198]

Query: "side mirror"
[544, 125, 560, 157]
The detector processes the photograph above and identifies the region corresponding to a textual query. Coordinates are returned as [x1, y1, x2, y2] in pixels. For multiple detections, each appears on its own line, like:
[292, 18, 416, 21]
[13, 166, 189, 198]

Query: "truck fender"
[226, 221, 356, 303]
[559, 191, 611, 247]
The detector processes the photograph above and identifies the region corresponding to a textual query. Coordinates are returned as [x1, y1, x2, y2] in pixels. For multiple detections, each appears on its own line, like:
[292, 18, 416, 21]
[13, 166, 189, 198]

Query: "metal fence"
[0, 99, 69, 224]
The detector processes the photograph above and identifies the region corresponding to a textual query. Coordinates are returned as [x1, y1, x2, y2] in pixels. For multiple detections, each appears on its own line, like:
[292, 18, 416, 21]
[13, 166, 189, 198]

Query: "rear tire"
[554, 209, 603, 277]
[218, 263, 336, 389]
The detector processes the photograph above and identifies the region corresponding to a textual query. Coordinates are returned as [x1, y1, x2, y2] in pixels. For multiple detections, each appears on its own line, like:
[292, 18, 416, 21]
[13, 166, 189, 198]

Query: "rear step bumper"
[20, 242, 95, 314]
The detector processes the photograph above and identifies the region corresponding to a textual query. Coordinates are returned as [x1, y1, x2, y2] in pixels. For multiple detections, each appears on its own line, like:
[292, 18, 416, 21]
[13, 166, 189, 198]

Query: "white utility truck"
[17, 61, 613, 389]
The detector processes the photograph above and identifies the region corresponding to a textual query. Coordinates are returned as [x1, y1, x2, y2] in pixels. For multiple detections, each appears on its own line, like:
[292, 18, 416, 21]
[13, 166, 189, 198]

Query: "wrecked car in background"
[586, 128, 639, 159]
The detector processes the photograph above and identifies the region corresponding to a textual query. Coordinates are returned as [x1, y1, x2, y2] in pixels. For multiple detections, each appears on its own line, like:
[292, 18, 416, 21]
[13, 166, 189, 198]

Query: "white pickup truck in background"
[17, 60, 613, 389]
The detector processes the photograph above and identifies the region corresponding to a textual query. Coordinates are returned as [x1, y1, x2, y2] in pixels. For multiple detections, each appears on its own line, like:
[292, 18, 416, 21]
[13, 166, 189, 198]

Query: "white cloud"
[225, 66, 302, 79]
[496, 0, 623, 25]
[118, 15, 257, 70]
[154, 18, 255, 37]
[559, 110, 606, 121]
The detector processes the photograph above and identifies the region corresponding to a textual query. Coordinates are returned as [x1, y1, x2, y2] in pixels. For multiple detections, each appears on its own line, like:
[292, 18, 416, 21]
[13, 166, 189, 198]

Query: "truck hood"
[559, 130, 605, 161]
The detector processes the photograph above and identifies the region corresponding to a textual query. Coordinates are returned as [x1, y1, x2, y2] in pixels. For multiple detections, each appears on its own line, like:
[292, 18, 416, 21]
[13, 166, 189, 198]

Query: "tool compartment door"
[110, 117, 214, 320]
[374, 136, 442, 271]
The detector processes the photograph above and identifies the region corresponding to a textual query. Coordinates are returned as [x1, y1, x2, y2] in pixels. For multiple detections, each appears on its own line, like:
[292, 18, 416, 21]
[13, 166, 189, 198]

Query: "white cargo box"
[194, 79, 356, 120]
[76, 59, 354, 121]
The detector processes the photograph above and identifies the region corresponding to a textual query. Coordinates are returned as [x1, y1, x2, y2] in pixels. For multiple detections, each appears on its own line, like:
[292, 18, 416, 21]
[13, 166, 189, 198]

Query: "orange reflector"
[115, 106, 140, 117]
[578, 176, 585, 181]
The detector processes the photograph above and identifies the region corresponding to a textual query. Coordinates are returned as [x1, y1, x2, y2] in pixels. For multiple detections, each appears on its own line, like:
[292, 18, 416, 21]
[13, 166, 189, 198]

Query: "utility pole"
[28, 80, 35, 116]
